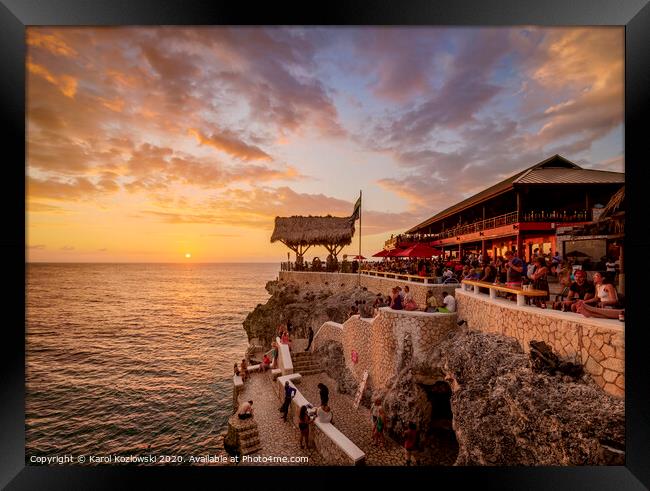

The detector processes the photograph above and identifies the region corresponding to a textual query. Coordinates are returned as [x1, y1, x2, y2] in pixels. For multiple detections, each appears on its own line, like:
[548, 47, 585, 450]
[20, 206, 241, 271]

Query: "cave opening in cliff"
[421, 380, 459, 464]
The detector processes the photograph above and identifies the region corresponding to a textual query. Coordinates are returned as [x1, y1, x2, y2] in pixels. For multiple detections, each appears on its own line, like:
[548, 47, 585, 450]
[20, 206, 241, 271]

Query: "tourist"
[442, 268, 454, 281]
[286, 319, 293, 335]
[504, 250, 524, 286]
[438, 291, 456, 313]
[233, 363, 240, 377]
[404, 422, 419, 466]
[403, 285, 419, 311]
[261, 353, 271, 372]
[576, 303, 624, 319]
[371, 398, 382, 428]
[559, 269, 595, 312]
[530, 256, 550, 307]
[279, 381, 297, 422]
[480, 264, 496, 283]
[390, 287, 403, 310]
[317, 383, 329, 406]
[359, 300, 373, 318]
[240, 358, 249, 382]
[316, 403, 333, 424]
[580, 272, 619, 309]
[425, 290, 439, 313]
[373, 293, 385, 314]
[298, 405, 314, 449]
[238, 400, 254, 420]
[305, 326, 314, 352]
[348, 303, 359, 317]
[372, 407, 386, 448]
[270, 342, 279, 369]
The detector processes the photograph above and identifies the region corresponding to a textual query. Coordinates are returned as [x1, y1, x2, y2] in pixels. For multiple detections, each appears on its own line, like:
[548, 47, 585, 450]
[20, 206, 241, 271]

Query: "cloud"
[188, 128, 271, 161]
[27, 31, 78, 57]
[61, 246, 75, 251]
[28, 244, 47, 250]
[27, 58, 77, 98]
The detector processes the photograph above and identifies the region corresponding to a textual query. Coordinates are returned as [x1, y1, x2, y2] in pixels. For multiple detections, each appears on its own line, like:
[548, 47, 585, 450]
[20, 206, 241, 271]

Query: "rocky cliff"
[242, 279, 379, 348]
[376, 328, 625, 466]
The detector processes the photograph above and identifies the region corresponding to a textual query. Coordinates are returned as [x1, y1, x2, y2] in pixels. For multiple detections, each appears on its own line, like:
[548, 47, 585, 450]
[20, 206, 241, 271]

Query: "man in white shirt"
[438, 291, 456, 313]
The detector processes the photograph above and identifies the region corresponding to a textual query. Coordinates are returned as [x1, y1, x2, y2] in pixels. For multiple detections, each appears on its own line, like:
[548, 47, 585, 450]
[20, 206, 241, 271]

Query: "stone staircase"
[223, 414, 261, 456]
[292, 351, 323, 376]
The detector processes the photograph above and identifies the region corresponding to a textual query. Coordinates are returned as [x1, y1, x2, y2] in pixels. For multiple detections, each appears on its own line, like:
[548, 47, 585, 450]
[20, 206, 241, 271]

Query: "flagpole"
[358, 190, 362, 286]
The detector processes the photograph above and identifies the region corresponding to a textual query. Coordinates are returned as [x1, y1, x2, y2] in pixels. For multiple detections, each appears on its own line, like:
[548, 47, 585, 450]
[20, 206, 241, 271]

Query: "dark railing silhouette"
[404, 209, 591, 242]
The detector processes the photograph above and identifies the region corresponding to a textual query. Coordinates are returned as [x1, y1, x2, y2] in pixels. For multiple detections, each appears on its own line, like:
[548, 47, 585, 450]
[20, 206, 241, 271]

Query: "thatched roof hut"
[598, 185, 624, 222]
[271, 215, 356, 259]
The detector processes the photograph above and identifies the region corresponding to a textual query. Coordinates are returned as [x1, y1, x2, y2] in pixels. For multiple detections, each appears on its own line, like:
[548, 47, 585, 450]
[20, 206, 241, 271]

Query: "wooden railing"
[361, 270, 441, 284]
[460, 279, 548, 306]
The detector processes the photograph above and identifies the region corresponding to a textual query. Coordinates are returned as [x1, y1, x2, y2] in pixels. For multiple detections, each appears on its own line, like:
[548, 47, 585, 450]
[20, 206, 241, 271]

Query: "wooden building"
[403, 155, 624, 263]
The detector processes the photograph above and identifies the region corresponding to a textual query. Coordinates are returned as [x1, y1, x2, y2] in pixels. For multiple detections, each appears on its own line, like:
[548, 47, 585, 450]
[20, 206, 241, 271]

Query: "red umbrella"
[395, 243, 443, 258]
[352, 255, 367, 260]
[372, 249, 390, 257]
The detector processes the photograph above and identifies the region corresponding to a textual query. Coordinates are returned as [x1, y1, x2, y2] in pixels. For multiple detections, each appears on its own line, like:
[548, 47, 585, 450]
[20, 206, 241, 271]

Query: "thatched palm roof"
[271, 215, 355, 246]
[598, 186, 625, 221]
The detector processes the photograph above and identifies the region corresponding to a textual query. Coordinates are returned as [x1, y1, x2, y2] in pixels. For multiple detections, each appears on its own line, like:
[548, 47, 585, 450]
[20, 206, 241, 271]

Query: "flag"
[351, 194, 361, 221]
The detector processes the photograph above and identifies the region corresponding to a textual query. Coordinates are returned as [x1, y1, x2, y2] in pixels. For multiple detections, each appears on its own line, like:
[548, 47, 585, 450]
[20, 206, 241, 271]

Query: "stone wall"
[278, 271, 455, 307]
[312, 308, 458, 392]
[456, 288, 625, 398]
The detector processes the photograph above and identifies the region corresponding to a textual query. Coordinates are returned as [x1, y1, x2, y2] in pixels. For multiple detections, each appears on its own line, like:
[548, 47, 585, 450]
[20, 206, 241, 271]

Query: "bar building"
[401, 155, 624, 263]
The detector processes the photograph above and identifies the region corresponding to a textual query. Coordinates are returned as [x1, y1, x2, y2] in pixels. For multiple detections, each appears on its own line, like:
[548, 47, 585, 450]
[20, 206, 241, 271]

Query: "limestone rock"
[242, 280, 379, 348]
[440, 330, 625, 465]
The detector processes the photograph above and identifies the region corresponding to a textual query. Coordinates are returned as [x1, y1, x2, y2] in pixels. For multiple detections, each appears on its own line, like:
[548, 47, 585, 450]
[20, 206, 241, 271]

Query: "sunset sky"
[26, 27, 624, 263]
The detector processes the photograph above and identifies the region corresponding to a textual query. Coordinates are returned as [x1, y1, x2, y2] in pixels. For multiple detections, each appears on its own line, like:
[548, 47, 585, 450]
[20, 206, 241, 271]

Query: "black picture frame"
[3, 0, 649, 488]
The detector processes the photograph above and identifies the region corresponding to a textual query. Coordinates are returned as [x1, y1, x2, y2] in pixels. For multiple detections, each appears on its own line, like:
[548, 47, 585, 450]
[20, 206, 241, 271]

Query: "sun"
[185, 253, 192, 259]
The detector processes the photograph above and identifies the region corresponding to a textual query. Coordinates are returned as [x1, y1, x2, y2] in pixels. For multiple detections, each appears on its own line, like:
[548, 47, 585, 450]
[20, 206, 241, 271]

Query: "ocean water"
[26, 263, 278, 460]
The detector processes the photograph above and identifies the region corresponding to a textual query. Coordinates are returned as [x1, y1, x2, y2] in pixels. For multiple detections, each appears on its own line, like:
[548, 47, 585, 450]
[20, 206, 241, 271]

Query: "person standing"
[305, 326, 314, 351]
[279, 381, 297, 422]
[404, 422, 419, 466]
[504, 250, 524, 286]
[372, 407, 386, 448]
[317, 383, 329, 406]
[298, 405, 313, 449]
[240, 358, 249, 382]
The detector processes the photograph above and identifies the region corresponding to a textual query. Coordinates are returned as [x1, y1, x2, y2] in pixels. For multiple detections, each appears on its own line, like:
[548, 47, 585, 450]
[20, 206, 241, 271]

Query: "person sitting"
[580, 272, 619, 309]
[480, 265, 496, 283]
[425, 289, 439, 313]
[238, 400, 254, 420]
[403, 285, 418, 311]
[348, 303, 359, 317]
[558, 269, 595, 312]
[359, 300, 373, 318]
[316, 404, 334, 424]
[438, 291, 456, 313]
[260, 353, 271, 372]
[390, 287, 403, 310]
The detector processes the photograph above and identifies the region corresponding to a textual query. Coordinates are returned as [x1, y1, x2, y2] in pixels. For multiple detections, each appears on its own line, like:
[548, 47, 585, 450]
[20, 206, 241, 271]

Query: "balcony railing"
[405, 209, 591, 241]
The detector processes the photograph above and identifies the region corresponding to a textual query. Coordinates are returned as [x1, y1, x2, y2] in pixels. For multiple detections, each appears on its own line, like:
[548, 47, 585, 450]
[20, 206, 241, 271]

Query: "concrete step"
[240, 443, 261, 455]
[298, 368, 323, 376]
[293, 352, 313, 359]
[294, 364, 321, 371]
[238, 429, 260, 442]
[240, 437, 261, 448]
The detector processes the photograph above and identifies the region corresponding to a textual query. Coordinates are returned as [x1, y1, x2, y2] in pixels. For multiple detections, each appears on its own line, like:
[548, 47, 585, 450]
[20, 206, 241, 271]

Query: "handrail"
[361, 270, 440, 284]
[460, 279, 547, 306]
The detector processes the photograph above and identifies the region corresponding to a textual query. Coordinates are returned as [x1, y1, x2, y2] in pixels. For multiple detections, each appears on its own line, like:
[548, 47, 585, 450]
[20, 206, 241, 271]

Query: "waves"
[26, 263, 277, 458]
